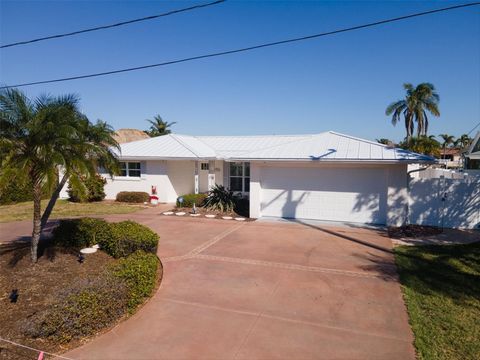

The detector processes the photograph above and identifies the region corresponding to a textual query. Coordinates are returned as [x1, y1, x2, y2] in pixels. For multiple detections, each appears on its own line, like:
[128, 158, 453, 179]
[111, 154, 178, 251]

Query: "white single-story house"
[62, 131, 435, 226]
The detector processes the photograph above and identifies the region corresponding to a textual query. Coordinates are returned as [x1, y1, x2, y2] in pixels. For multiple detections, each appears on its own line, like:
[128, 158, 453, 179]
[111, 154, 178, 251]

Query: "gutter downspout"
[406, 164, 434, 225]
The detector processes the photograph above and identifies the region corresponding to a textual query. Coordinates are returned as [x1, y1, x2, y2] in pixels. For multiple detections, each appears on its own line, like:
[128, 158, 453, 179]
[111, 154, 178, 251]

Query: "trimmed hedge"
[110, 251, 159, 311]
[102, 221, 159, 258]
[67, 174, 107, 203]
[26, 274, 129, 343]
[53, 218, 158, 258]
[116, 191, 150, 203]
[176, 193, 207, 207]
[0, 179, 52, 205]
[53, 218, 111, 249]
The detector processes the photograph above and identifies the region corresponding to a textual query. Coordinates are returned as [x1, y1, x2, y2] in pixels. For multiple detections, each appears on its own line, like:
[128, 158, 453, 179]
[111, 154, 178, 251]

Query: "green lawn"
[395, 242, 480, 360]
[0, 200, 146, 223]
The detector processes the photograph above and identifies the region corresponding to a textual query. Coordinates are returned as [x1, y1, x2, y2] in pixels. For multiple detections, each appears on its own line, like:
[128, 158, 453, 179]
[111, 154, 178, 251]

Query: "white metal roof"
[116, 131, 435, 163]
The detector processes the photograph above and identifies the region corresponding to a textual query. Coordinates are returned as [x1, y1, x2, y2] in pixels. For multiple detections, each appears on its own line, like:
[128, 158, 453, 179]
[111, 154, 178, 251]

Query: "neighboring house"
[113, 128, 150, 144]
[95, 131, 434, 226]
[438, 148, 464, 168]
[465, 131, 480, 171]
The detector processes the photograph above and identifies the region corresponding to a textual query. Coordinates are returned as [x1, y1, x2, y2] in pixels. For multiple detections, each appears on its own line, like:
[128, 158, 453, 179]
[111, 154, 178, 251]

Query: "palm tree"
[386, 83, 440, 139]
[144, 115, 176, 137]
[438, 133, 455, 158]
[455, 134, 472, 149]
[0, 88, 119, 262]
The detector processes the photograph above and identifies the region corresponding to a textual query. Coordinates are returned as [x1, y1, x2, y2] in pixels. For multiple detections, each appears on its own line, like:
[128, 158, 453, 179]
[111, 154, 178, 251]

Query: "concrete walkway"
[0, 207, 416, 359]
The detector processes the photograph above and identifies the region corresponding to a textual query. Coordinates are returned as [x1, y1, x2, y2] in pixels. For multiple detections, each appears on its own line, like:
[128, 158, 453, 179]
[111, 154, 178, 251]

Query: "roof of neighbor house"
[115, 131, 435, 163]
[113, 128, 150, 144]
[440, 148, 462, 156]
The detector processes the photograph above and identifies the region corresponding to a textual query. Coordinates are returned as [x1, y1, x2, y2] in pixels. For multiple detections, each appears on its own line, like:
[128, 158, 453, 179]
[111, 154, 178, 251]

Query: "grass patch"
[394, 242, 480, 360]
[0, 199, 146, 223]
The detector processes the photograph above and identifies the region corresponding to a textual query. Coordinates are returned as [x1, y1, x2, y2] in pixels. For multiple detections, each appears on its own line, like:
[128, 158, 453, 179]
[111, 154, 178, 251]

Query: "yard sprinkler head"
[9, 289, 18, 303]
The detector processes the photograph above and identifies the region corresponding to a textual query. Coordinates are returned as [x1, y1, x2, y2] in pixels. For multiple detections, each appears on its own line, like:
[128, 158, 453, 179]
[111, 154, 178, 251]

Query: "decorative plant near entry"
[203, 184, 236, 213]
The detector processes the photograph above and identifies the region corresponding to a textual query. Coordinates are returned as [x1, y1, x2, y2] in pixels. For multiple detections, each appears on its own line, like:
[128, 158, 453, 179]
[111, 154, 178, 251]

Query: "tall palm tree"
[0, 88, 119, 262]
[438, 133, 455, 158]
[386, 83, 440, 139]
[144, 115, 176, 137]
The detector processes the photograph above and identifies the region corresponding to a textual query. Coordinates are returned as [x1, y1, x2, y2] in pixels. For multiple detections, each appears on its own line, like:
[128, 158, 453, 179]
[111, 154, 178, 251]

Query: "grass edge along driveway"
[394, 241, 480, 360]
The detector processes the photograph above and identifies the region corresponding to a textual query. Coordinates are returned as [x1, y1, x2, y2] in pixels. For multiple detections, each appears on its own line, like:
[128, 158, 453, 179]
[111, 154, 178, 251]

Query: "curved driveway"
[63, 209, 415, 360]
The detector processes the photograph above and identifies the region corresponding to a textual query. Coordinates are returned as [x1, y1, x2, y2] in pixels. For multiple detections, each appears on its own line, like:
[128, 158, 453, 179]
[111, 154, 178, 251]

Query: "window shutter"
[141, 161, 147, 179]
[223, 162, 230, 189]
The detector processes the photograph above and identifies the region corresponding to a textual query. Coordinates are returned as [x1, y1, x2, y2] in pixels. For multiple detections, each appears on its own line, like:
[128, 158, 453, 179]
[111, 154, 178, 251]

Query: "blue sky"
[1, 1, 479, 142]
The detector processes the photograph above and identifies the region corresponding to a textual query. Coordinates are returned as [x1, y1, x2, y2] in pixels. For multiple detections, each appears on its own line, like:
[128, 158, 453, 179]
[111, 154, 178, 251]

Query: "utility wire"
[1, 2, 479, 89]
[467, 121, 480, 135]
[0, 0, 226, 49]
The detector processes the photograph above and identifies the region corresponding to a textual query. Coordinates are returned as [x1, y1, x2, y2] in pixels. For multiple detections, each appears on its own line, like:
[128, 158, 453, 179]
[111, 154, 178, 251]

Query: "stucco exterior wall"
[99, 160, 195, 203]
[61, 159, 227, 203]
[386, 164, 408, 227]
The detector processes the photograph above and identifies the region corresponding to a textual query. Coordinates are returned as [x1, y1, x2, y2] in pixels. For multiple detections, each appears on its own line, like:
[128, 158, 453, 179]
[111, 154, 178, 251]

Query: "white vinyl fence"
[409, 177, 480, 229]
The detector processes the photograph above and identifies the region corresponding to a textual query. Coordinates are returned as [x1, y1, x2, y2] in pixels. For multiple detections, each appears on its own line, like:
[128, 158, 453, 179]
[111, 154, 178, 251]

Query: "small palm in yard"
[0, 88, 119, 262]
[203, 184, 236, 213]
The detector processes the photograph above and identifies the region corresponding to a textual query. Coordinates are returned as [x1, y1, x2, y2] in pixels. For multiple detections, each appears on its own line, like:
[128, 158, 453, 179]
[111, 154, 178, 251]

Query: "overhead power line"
[0, 0, 226, 49]
[467, 121, 480, 136]
[1, 2, 479, 89]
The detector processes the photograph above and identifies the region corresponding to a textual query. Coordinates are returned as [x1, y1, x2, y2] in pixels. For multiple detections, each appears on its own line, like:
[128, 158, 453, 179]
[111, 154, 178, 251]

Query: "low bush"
[204, 184, 236, 212]
[53, 218, 158, 258]
[116, 191, 150, 203]
[234, 197, 250, 217]
[101, 220, 159, 258]
[67, 174, 107, 203]
[26, 274, 129, 343]
[53, 218, 112, 249]
[176, 193, 207, 207]
[110, 251, 159, 311]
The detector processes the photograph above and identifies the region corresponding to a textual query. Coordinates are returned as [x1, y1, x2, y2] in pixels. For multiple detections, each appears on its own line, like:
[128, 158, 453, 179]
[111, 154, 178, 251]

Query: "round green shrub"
[176, 193, 207, 208]
[110, 251, 159, 311]
[116, 191, 150, 203]
[53, 218, 112, 249]
[68, 174, 107, 203]
[25, 274, 129, 343]
[99, 220, 159, 258]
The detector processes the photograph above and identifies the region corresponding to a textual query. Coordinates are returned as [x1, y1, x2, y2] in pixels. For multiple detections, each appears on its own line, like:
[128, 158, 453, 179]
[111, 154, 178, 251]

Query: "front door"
[199, 162, 210, 193]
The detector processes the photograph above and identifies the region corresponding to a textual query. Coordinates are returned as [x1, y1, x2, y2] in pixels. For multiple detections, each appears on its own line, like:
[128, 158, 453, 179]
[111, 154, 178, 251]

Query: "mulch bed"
[0, 239, 162, 359]
[388, 225, 443, 239]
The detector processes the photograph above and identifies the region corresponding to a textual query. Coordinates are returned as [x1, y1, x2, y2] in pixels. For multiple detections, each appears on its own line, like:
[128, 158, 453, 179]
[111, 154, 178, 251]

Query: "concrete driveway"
[61, 209, 415, 360]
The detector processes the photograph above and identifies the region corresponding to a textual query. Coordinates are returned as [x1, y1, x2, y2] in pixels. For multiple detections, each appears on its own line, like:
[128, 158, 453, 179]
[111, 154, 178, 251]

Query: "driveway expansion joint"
[193, 254, 395, 280]
[162, 298, 413, 343]
[162, 223, 244, 263]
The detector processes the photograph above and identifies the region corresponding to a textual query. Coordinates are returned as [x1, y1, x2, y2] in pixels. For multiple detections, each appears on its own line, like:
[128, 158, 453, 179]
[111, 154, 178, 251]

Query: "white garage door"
[260, 166, 388, 224]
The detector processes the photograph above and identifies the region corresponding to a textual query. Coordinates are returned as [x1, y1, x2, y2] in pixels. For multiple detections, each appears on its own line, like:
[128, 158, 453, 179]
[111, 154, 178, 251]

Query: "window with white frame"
[201, 162, 209, 171]
[229, 162, 250, 193]
[119, 162, 141, 177]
